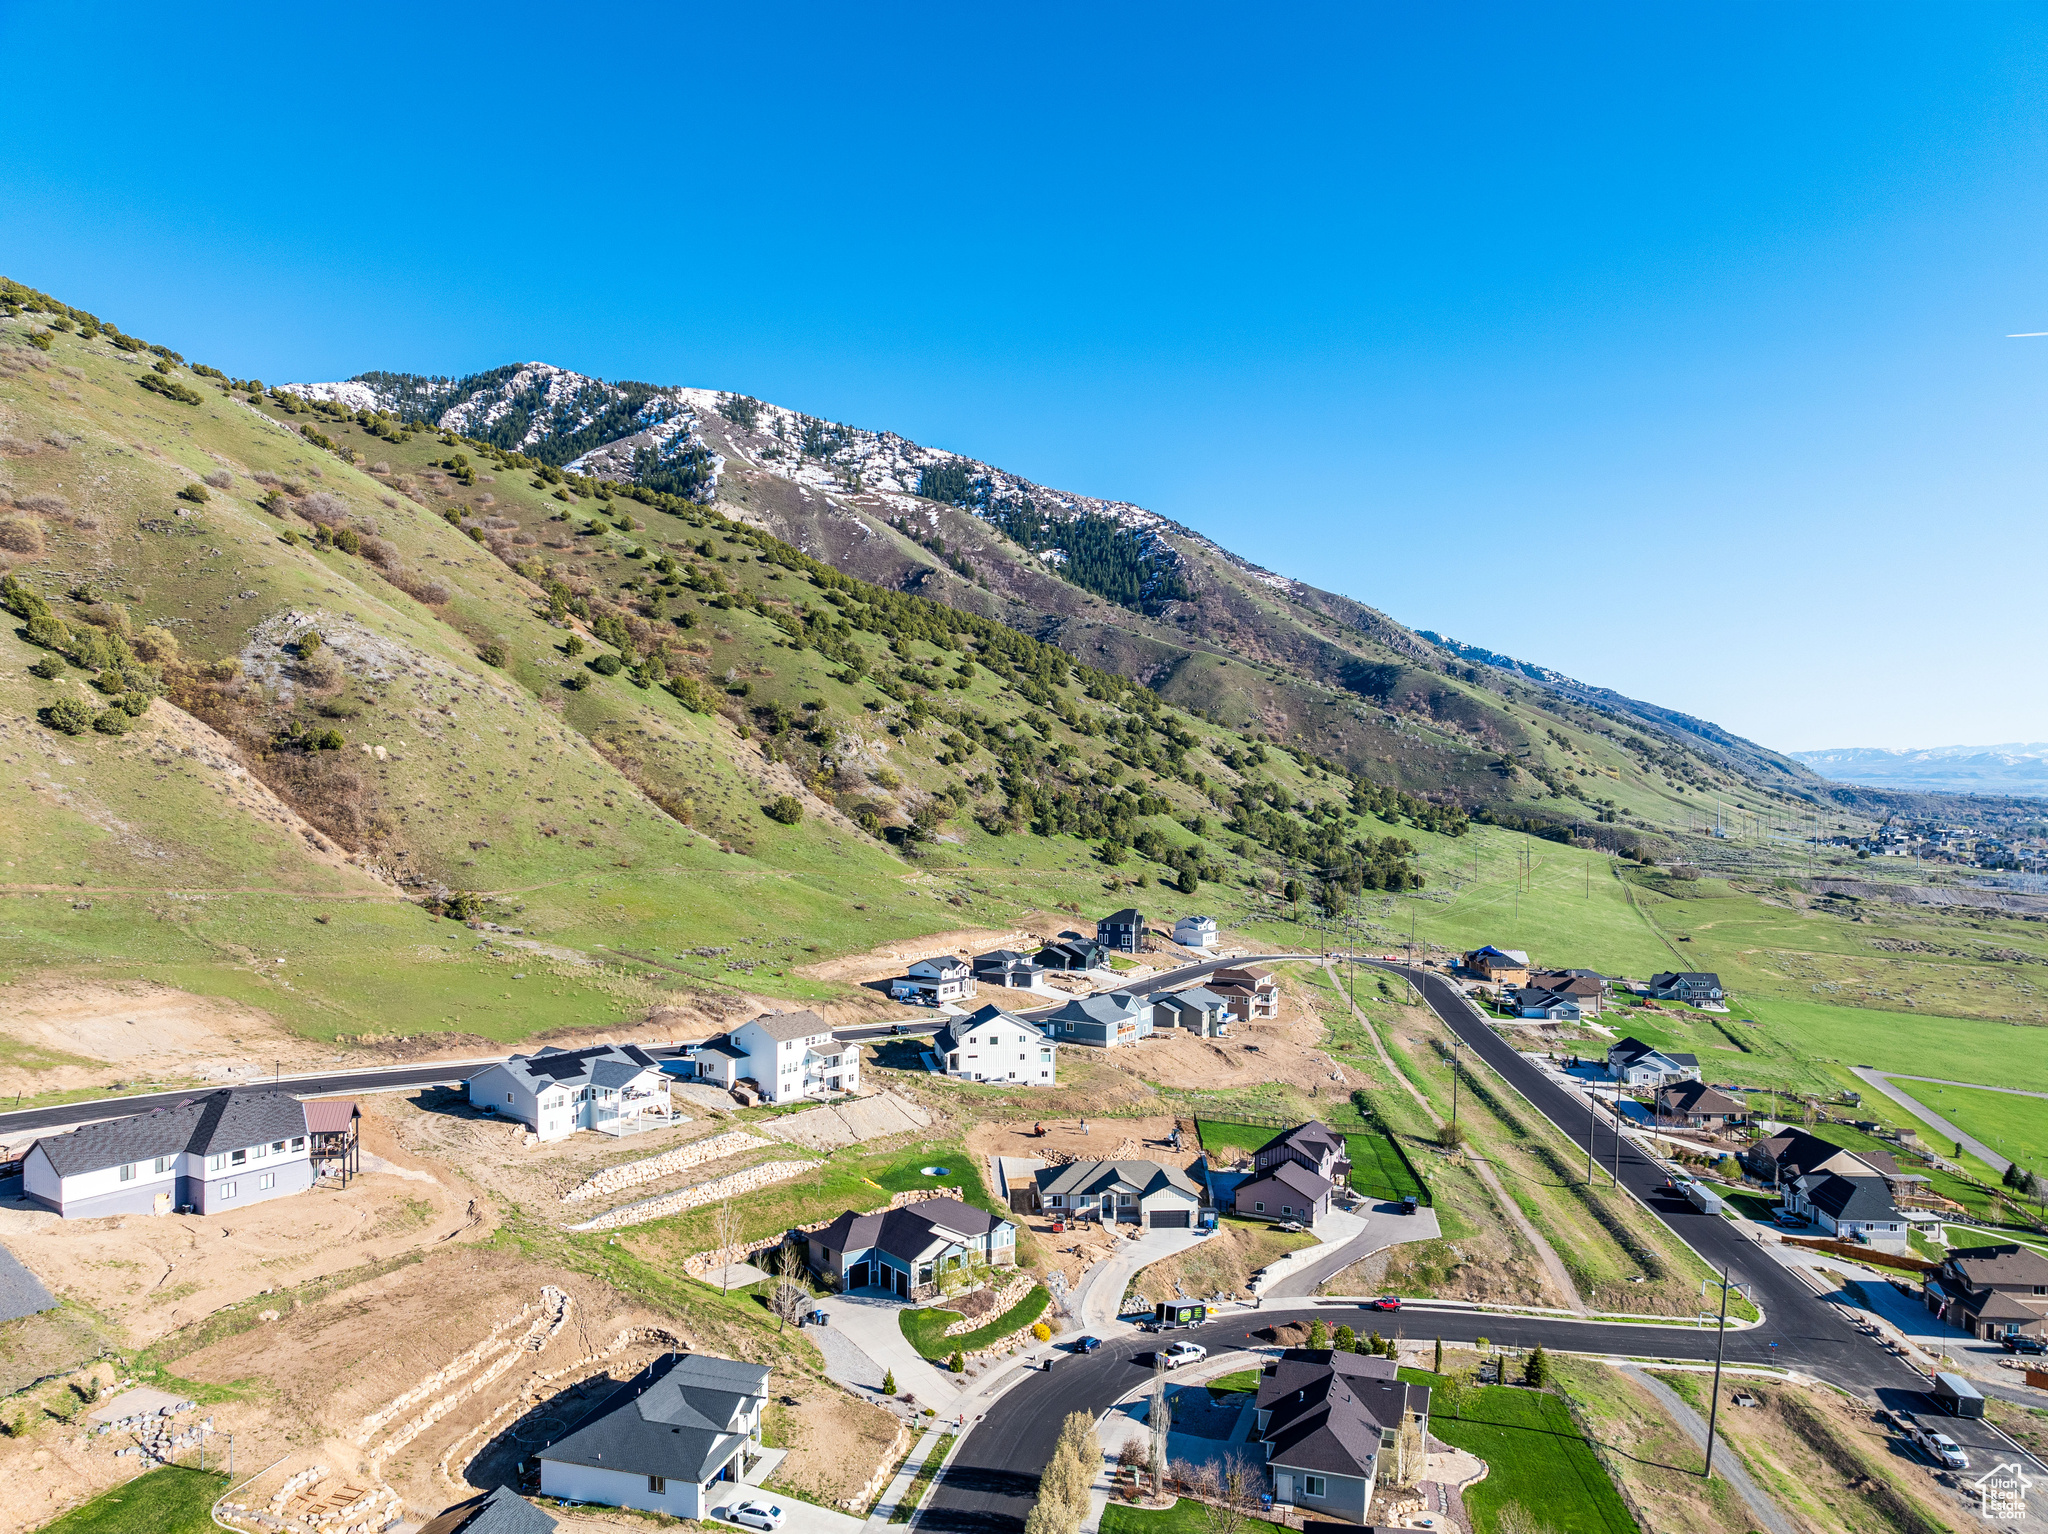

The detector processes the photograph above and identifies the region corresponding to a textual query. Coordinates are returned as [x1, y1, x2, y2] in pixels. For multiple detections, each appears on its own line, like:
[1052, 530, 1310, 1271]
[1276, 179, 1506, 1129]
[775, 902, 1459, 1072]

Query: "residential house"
[1209, 964, 1280, 1022]
[1784, 1171, 1908, 1252]
[1037, 991, 1148, 1048]
[1097, 908, 1149, 954]
[1654, 1081, 1747, 1131]
[1256, 1349, 1431, 1524]
[1527, 971, 1607, 1016]
[679, 1011, 857, 1105]
[1031, 1158, 1203, 1229]
[22, 1089, 312, 1219]
[1147, 986, 1233, 1038]
[1036, 937, 1109, 973]
[1253, 1122, 1349, 1185]
[931, 1006, 1058, 1085]
[972, 949, 1045, 991]
[538, 1353, 769, 1520]
[1604, 1037, 1700, 1089]
[1173, 915, 1219, 950]
[892, 955, 976, 1005]
[467, 1046, 673, 1142]
[416, 1486, 557, 1534]
[1234, 1160, 1334, 1227]
[1742, 1128, 1880, 1189]
[1648, 971, 1726, 1005]
[1511, 987, 1581, 1023]
[1463, 946, 1530, 986]
[806, 1196, 1017, 1298]
[1926, 1245, 2048, 1342]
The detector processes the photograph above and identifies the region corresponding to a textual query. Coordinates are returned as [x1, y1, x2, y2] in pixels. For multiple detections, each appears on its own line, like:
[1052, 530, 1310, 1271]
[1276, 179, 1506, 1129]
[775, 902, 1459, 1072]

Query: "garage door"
[849, 1262, 870, 1290]
[1150, 1209, 1190, 1229]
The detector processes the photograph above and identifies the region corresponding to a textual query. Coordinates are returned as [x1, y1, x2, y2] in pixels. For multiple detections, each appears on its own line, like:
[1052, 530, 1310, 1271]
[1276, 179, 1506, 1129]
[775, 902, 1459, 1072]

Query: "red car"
[1367, 1297, 1402, 1312]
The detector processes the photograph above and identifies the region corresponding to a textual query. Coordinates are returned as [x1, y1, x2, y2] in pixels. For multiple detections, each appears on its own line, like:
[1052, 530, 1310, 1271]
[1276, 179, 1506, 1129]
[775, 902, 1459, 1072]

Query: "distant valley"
[1793, 743, 2048, 799]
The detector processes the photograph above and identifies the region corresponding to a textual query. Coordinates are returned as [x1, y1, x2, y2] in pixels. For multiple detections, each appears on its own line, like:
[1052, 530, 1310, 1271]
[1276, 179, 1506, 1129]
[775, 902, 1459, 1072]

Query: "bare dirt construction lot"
[0, 1104, 486, 1347]
[0, 979, 331, 1105]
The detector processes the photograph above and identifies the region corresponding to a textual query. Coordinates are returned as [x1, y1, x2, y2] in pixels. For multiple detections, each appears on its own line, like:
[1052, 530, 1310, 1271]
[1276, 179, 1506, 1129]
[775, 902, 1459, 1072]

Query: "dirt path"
[1336, 965, 1587, 1312]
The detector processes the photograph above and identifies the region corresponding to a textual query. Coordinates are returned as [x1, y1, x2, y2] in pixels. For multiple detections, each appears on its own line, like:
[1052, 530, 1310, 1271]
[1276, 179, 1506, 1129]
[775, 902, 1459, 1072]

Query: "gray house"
[806, 1196, 1017, 1298]
[1037, 991, 1149, 1047]
[1253, 1122, 1349, 1184]
[1604, 1036, 1700, 1089]
[538, 1353, 769, 1520]
[972, 949, 1045, 991]
[1233, 1159, 1334, 1227]
[1096, 908, 1148, 953]
[22, 1089, 312, 1219]
[1030, 1159, 1203, 1229]
[1647, 971, 1725, 1005]
[1257, 1349, 1430, 1525]
[1036, 937, 1109, 973]
[1148, 986, 1233, 1038]
[1511, 986, 1581, 1022]
[417, 1487, 557, 1534]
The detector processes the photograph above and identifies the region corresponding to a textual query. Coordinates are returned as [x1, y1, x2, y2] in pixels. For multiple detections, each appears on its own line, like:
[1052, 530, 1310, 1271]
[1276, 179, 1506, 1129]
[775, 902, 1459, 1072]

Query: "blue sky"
[4, 2, 2044, 751]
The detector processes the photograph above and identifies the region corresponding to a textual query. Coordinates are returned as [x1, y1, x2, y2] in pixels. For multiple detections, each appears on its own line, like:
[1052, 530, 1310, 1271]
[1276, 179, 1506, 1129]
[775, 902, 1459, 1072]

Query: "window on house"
[221, 1182, 238, 1199]
[230, 1149, 247, 1166]
[273, 1141, 286, 1154]
[1049, 1196, 1063, 1208]
[291, 1137, 305, 1151]
[258, 1174, 274, 1191]
[507, 1092, 514, 1103]
[648, 1475, 667, 1494]
[119, 1163, 136, 1181]
[208, 1154, 226, 1172]
[1255, 1202, 1266, 1212]
[1303, 1477, 1326, 1498]
[251, 1143, 267, 1160]
[154, 1157, 171, 1174]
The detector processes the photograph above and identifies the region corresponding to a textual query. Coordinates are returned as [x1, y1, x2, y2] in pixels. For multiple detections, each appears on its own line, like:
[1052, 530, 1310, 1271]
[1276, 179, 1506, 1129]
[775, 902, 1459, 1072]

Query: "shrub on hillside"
[177, 483, 209, 504]
[204, 469, 232, 489]
[27, 655, 62, 679]
[589, 653, 623, 676]
[478, 642, 507, 668]
[91, 707, 128, 735]
[39, 697, 94, 734]
[561, 673, 590, 690]
[136, 372, 201, 405]
[764, 795, 804, 825]
[0, 517, 41, 554]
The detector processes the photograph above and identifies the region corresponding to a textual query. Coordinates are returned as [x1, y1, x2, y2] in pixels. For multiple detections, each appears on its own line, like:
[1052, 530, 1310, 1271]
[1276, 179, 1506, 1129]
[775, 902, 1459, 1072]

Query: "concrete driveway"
[809, 1289, 969, 1409]
[1069, 1226, 1214, 1333]
[1259, 1201, 1441, 1299]
[705, 1489, 864, 1534]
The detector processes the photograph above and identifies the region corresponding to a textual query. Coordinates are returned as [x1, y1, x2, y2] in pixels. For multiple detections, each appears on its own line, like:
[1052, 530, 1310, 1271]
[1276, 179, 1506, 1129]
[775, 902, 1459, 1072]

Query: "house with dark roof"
[1511, 986, 1581, 1022]
[1648, 971, 1725, 1005]
[1036, 937, 1110, 973]
[1233, 1159, 1334, 1228]
[1030, 1159, 1203, 1229]
[416, 1486, 557, 1534]
[1785, 1171, 1907, 1251]
[1209, 964, 1280, 1021]
[1654, 1081, 1747, 1130]
[931, 1006, 1058, 1086]
[467, 1046, 672, 1143]
[1604, 1037, 1699, 1089]
[1462, 946, 1530, 986]
[1256, 1349, 1430, 1524]
[1528, 973, 1607, 1015]
[805, 1196, 1017, 1298]
[22, 1089, 312, 1220]
[678, 1011, 857, 1105]
[538, 1353, 769, 1519]
[1146, 986, 1233, 1038]
[1926, 1245, 2048, 1342]
[1742, 1127, 1885, 1188]
[1036, 991, 1149, 1048]
[971, 949, 1046, 991]
[1097, 908, 1149, 953]
[1253, 1122, 1349, 1185]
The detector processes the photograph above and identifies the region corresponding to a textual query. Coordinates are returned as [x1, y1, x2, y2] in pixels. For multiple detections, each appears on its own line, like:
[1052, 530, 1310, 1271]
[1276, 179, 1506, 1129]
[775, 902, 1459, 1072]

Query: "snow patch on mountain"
[278, 380, 388, 413]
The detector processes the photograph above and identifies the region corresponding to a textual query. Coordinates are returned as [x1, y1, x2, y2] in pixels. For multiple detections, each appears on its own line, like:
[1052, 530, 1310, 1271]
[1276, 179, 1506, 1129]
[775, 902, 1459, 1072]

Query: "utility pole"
[1450, 1039, 1464, 1136]
[1702, 1267, 1741, 1478]
[1611, 1079, 1625, 1187]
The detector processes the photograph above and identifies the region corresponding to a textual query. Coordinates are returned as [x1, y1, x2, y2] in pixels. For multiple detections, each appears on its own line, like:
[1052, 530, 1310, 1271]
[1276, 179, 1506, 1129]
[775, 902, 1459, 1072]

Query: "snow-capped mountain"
[1793, 745, 2048, 798]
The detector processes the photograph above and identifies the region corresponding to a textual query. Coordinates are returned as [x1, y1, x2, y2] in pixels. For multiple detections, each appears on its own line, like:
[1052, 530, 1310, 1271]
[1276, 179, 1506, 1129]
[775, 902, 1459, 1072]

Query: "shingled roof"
[810, 1196, 1008, 1264]
[541, 1353, 770, 1486]
[33, 1090, 309, 1179]
[1258, 1349, 1425, 1479]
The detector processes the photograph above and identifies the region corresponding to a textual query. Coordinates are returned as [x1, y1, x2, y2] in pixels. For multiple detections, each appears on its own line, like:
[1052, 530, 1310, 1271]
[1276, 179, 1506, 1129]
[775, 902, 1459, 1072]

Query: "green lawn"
[34, 1466, 229, 1534]
[1341, 1130, 1427, 1204]
[898, 1284, 1049, 1360]
[1401, 1369, 1636, 1534]
[1206, 1367, 1263, 1400]
[1100, 1500, 1288, 1534]
[1894, 1081, 2048, 1177]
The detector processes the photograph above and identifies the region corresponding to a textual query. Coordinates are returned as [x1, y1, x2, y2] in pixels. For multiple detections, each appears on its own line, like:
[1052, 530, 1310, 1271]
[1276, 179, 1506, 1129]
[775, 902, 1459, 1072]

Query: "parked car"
[1275, 1220, 1307, 1234]
[1400, 1195, 1420, 1215]
[1367, 1296, 1402, 1312]
[1161, 1342, 1207, 1368]
[1922, 1432, 1969, 1471]
[2002, 1335, 2048, 1355]
[731, 1501, 786, 1531]
[1072, 1335, 1102, 1353]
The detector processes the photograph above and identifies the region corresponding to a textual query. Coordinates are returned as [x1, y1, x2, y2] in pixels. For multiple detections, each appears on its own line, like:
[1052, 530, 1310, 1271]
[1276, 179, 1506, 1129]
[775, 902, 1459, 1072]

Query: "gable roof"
[1798, 1171, 1899, 1222]
[33, 1090, 309, 1179]
[972, 949, 1041, 970]
[1950, 1243, 2048, 1289]
[499, 1044, 661, 1092]
[1650, 971, 1723, 988]
[540, 1352, 770, 1485]
[1257, 1349, 1423, 1480]
[1033, 1158, 1201, 1201]
[1657, 1081, 1745, 1117]
[741, 1010, 830, 1043]
[1212, 964, 1273, 984]
[1256, 1122, 1343, 1162]
[1150, 986, 1228, 1014]
[934, 1006, 1039, 1055]
[416, 1486, 558, 1534]
[1241, 1159, 1333, 1201]
[1100, 908, 1146, 926]
[810, 1197, 1009, 1264]
[302, 1099, 360, 1135]
[908, 954, 970, 977]
[1039, 993, 1142, 1028]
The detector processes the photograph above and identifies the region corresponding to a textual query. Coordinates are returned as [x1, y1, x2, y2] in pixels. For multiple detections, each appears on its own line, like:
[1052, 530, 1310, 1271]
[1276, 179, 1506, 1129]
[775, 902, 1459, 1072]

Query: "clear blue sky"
[5, 2, 2044, 752]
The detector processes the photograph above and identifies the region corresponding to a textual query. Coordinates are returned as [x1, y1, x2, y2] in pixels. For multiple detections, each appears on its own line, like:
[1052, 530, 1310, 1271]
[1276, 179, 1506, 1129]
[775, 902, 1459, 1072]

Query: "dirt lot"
[0, 1104, 486, 1346]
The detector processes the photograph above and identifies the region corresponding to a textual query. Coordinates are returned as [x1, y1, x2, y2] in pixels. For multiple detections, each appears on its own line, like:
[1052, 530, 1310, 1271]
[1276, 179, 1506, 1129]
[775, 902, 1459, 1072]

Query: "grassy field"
[1888, 1080, 2048, 1174]
[34, 1466, 229, 1534]
[898, 1285, 1049, 1359]
[1099, 1502, 1288, 1534]
[1400, 1368, 1636, 1534]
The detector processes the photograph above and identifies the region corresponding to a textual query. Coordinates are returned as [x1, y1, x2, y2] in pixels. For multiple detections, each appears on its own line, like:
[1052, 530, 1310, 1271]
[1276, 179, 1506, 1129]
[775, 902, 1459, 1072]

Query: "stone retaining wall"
[571, 1159, 819, 1234]
[940, 1274, 1037, 1338]
[560, 1130, 771, 1204]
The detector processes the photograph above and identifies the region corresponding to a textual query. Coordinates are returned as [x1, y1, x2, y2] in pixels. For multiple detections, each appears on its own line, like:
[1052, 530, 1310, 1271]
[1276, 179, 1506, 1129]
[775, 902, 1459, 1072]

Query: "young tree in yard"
[766, 1242, 811, 1331]
[1308, 1318, 1329, 1348]
[1334, 1324, 1357, 1352]
[1189, 1451, 1266, 1534]
[713, 1199, 740, 1294]
[1433, 1337, 1444, 1374]
[882, 1369, 897, 1396]
[1522, 1344, 1549, 1388]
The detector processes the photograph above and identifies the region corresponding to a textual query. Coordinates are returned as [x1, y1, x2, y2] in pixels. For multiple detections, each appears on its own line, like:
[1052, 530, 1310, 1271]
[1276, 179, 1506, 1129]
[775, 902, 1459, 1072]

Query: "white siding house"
[466, 1045, 672, 1143]
[1173, 915, 1219, 950]
[23, 1090, 313, 1219]
[682, 1011, 857, 1105]
[539, 1354, 768, 1519]
[892, 955, 976, 1005]
[932, 1006, 1058, 1085]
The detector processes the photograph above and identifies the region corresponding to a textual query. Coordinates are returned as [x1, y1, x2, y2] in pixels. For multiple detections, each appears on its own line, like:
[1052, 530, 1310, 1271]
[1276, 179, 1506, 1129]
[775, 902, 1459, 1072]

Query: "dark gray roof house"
[1037, 991, 1147, 1047]
[542, 1353, 769, 1483]
[1253, 1122, 1347, 1182]
[34, 1090, 307, 1178]
[1031, 1159, 1203, 1226]
[806, 1195, 1019, 1296]
[1256, 1349, 1430, 1524]
[416, 1485, 558, 1534]
[24, 1090, 314, 1220]
[1097, 908, 1148, 952]
[1234, 1158, 1335, 1226]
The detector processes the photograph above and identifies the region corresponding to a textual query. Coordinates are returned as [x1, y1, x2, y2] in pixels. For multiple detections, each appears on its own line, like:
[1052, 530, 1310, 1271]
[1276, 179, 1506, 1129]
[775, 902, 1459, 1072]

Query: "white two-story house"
[891, 955, 976, 1005]
[539, 1352, 770, 1519]
[466, 1045, 673, 1143]
[931, 1005, 1058, 1086]
[682, 1010, 857, 1105]
[23, 1089, 313, 1219]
